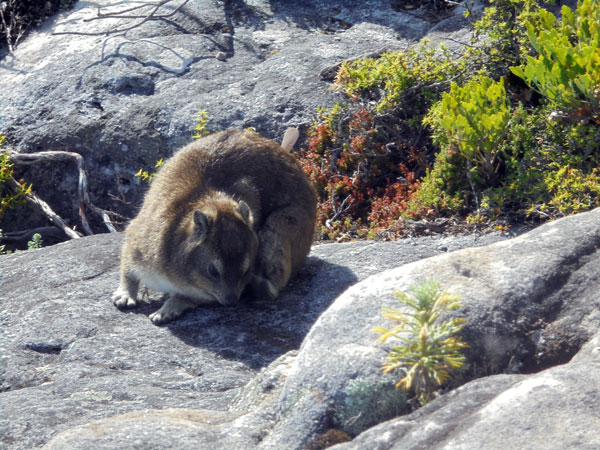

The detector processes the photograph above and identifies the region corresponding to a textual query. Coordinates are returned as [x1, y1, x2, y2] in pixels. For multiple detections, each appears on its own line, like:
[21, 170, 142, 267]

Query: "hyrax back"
[112, 130, 317, 324]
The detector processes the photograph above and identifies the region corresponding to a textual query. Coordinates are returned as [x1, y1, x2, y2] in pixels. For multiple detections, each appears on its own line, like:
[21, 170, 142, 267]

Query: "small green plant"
[27, 233, 43, 250]
[510, 0, 600, 119]
[134, 158, 164, 184]
[333, 378, 407, 436]
[0, 133, 31, 219]
[374, 279, 468, 404]
[424, 76, 511, 187]
[193, 110, 211, 139]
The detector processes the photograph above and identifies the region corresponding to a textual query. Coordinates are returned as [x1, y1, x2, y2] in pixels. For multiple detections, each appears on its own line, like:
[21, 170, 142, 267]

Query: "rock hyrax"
[112, 130, 317, 324]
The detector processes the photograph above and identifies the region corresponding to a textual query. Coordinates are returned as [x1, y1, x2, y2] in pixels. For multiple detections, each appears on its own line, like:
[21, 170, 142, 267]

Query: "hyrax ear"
[193, 210, 212, 237]
[238, 200, 253, 226]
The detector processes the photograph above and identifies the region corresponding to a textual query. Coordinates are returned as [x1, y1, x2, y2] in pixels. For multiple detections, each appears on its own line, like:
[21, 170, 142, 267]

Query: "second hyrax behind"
[112, 130, 317, 324]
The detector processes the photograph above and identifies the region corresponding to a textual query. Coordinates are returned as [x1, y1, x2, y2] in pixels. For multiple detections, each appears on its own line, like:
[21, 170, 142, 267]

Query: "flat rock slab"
[0, 229, 510, 449]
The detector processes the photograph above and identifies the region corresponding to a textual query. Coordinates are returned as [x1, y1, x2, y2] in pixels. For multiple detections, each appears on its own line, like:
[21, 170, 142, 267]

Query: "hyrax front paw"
[148, 295, 192, 325]
[148, 309, 181, 325]
[251, 275, 279, 301]
[112, 286, 137, 308]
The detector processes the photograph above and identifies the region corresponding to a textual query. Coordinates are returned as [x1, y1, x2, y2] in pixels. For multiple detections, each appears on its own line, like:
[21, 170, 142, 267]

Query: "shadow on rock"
[149, 256, 357, 370]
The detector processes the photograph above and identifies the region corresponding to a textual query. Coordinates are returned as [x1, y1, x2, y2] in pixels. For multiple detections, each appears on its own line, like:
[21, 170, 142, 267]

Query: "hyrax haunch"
[112, 130, 317, 324]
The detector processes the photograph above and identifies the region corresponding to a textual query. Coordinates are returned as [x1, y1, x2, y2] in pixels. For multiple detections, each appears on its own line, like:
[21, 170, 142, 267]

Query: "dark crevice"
[25, 342, 64, 354]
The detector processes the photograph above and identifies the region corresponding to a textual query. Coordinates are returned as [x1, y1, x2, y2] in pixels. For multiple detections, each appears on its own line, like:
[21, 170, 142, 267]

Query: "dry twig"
[8, 150, 118, 237]
[53, 0, 191, 37]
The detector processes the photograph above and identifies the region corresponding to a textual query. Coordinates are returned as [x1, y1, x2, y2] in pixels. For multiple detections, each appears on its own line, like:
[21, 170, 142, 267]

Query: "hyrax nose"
[220, 292, 239, 307]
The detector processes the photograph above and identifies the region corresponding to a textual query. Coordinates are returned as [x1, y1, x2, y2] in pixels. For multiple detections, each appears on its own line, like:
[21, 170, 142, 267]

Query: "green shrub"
[374, 280, 468, 404]
[0, 134, 30, 219]
[493, 104, 600, 218]
[424, 76, 511, 187]
[470, 0, 546, 69]
[510, 0, 600, 119]
[336, 43, 466, 113]
[298, 44, 469, 239]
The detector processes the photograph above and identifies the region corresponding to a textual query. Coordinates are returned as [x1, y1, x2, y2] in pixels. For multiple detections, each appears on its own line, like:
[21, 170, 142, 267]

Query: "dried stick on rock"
[8, 150, 117, 236]
[52, 0, 191, 37]
[7, 177, 82, 239]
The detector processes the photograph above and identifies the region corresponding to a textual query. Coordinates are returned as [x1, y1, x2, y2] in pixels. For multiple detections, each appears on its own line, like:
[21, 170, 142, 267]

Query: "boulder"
[263, 207, 600, 449]
[0, 0, 471, 231]
[0, 227, 510, 449]
[332, 332, 600, 450]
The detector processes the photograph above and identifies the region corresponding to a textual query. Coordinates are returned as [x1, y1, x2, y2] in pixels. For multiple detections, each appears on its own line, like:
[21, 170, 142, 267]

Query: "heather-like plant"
[374, 280, 468, 404]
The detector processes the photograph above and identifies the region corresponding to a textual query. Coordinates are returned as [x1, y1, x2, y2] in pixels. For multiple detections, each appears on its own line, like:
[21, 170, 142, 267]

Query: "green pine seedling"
[374, 279, 468, 405]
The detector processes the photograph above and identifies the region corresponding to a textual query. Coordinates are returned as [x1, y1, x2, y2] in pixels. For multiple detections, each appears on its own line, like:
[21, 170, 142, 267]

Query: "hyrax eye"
[208, 263, 221, 280]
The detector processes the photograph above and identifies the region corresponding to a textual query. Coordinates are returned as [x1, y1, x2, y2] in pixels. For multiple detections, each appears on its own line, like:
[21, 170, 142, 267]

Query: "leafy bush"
[335, 44, 466, 113]
[491, 103, 600, 218]
[0, 133, 31, 219]
[424, 76, 511, 187]
[469, 0, 546, 69]
[510, 0, 600, 119]
[416, 90, 600, 221]
[296, 0, 600, 236]
[374, 280, 468, 404]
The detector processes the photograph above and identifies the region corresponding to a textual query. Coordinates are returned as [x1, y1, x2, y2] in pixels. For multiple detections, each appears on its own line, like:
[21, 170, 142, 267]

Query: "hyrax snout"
[112, 130, 317, 324]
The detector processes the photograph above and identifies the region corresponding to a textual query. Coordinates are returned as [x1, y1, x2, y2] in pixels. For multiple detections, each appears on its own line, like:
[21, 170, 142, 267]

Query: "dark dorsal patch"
[214, 212, 249, 260]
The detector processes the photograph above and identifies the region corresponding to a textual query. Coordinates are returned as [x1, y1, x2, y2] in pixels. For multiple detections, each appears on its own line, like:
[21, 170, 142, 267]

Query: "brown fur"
[112, 130, 317, 324]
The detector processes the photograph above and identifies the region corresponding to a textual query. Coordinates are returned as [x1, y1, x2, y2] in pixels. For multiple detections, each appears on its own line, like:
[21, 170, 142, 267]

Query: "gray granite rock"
[0, 0, 444, 231]
[0, 227, 510, 449]
[262, 208, 600, 449]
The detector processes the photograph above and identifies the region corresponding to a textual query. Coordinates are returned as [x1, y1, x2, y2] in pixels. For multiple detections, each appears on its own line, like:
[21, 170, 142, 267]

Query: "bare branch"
[8, 150, 118, 235]
[53, 0, 191, 37]
[6, 176, 82, 239]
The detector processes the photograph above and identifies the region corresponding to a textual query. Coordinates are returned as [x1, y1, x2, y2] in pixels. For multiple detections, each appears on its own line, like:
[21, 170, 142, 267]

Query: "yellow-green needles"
[374, 280, 468, 404]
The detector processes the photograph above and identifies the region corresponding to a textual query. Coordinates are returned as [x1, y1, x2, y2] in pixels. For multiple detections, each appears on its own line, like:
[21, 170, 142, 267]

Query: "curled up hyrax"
[112, 129, 317, 324]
